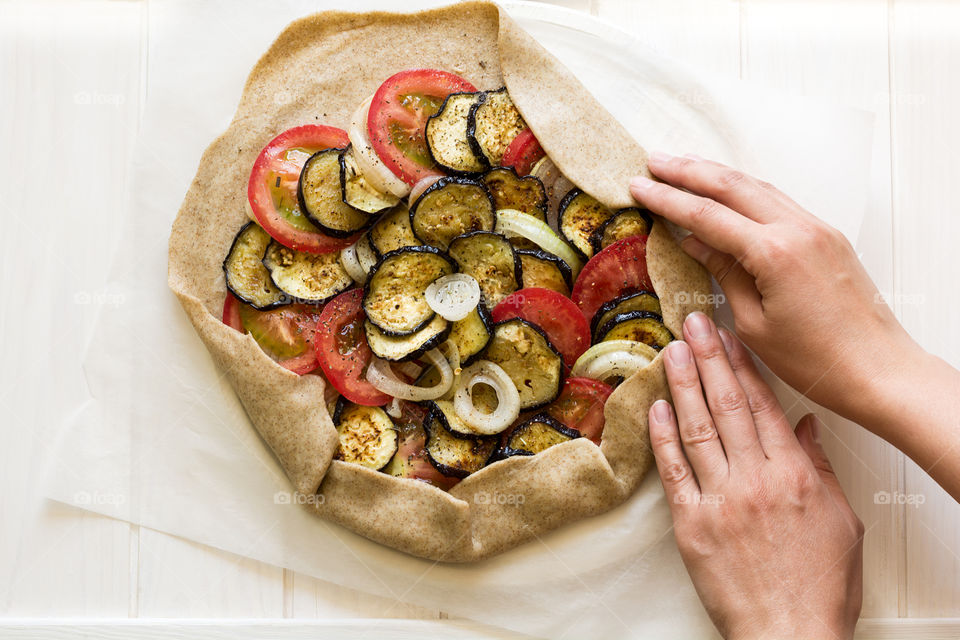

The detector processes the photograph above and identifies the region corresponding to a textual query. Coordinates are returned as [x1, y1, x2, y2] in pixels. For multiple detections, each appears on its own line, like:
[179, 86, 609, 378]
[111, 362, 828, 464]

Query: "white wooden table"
[2, 0, 959, 637]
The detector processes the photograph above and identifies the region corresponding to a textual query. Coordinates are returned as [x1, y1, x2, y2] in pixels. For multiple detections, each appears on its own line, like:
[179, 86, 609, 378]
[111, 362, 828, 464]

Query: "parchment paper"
[44, 1, 873, 638]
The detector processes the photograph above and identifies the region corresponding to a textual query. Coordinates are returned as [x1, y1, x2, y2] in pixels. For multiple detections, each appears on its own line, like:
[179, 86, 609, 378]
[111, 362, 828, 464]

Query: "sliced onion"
[426, 274, 481, 321]
[339, 242, 367, 284]
[348, 97, 410, 198]
[354, 235, 378, 275]
[395, 361, 424, 382]
[366, 348, 453, 401]
[495, 208, 583, 276]
[386, 397, 403, 418]
[452, 361, 521, 435]
[571, 340, 659, 382]
[440, 339, 461, 376]
[408, 175, 442, 206]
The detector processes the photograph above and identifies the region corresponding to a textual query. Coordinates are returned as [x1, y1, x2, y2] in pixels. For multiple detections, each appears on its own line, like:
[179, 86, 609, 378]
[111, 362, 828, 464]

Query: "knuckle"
[671, 372, 703, 394]
[712, 388, 748, 415]
[717, 169, 747, 190]
[688, 198, 722, 225]
[672, 156, 696, 173]
[757, 179, 778, 192]
[746, 388, 783, 418]
[681, 418, 718, 446]
[660, 461, 691, 485]
[676, 529, 714, 561]
[757, 235, 795, 265]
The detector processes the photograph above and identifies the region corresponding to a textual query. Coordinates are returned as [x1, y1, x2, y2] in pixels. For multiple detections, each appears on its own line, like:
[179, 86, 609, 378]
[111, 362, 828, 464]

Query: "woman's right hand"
[629, 152, 923, 422]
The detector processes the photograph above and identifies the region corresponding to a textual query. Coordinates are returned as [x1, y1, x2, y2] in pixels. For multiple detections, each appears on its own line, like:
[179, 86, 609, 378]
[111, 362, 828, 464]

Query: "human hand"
[650, 312, 863, 640]
[630, 153, 920, 422]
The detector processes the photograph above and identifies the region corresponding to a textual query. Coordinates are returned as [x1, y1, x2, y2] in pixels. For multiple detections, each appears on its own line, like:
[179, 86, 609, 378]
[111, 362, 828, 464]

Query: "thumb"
[681, 235, 762, 318]
[795, 414, 845, 500]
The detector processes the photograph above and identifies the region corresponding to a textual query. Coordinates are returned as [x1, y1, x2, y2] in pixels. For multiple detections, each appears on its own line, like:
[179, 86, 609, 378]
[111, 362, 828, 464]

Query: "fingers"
[645, 152, 791, 224]
[717, 327, 804, 456]
[649, 399, 700, 510]
[629, 175, 758, 259]
[663, 340, 728, 485]
[682, 313, 766, 465]
[681, 235, 762, 319]
[795, 414, 860, 530]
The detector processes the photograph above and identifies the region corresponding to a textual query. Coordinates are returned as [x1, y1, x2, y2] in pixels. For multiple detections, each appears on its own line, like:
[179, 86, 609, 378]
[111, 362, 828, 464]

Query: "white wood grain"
[738, 0, 904, 618]
[889, 0, 960, 617]
[0, 0, 144, 617]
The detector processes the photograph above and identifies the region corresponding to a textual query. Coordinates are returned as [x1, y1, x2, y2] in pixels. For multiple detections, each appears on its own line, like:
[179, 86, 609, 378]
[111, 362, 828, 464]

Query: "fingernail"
[684, 153, 703, 160]
[630, 175, 655, 192]
[811, 415, 822, 443]
[651, 400, 672, 424]
[667, 340, 692, 366]
[684, 312, 711, 340]
[718, 328, 735, 353]
[648, 150, 672, 165]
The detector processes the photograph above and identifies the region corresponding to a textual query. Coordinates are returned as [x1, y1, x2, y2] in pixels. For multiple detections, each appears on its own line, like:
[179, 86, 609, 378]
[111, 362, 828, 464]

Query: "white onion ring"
[365, 348, 453, 401]
[408, 175, 442, 206]
[452, 361, 521, 435]
[570, 340, 659, 382]
[348, 96, 410, 198]
[386, 397, 403, 419]
[339, 242, 367, 284]
[495, 208, 583, 276]
[440, 339, 461, 376]
[426, 274, 481, 321]
[354, 235, 378, 275]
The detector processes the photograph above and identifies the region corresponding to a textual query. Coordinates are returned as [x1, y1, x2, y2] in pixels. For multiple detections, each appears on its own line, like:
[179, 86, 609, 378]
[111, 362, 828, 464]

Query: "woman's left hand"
[649, 312, 864, 640]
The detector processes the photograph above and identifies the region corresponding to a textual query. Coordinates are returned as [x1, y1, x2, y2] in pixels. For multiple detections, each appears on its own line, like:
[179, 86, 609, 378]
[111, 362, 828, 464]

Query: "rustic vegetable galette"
[168, 1, 711, 561]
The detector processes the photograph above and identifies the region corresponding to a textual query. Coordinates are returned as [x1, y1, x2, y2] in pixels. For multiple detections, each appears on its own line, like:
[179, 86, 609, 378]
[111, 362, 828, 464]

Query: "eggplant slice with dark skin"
[447, 231, 522, 309]
[425, 402, 499, 477]
[467, 87, 527, 167]
[333, 399, 399, 470]
[298, 147, 373, 237]
[368, 204, 420, 258]
[484, 318, 564, 410]
[223, 222, 289, 310]
[590, 291, 662, 340]
[262, 240, 354, 305]
[446, 301, 493, 366]
[364, 314, 450, 362]
[595, 310, 674, 350]
[409, 177, 496, 251]
[362, 245, 456, 336]
[558, 188, 616, 259]
[589, 207, 653, 253]
[480, 166, 547, 221]
[501, 413, 580, 458]
[425, 91, 489, 174]
[516, 248, 573, 296]
[340, 146, 399, 215]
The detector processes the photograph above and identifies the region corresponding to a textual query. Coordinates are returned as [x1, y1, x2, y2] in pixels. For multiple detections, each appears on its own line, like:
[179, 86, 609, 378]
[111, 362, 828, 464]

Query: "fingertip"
[718, 327, 737, 354]
[650, 399, 674, 426]
[629, 175, 656, 199]
[647, 150, 673, 166]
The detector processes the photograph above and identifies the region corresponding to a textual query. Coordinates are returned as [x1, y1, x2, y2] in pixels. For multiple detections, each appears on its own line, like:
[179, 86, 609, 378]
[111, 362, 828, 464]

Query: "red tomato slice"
[367, 69, 477, 186]
[572, 235, 653, 322]
[544, 377, 613, 445]
[501, 129, 545, 175]
[491, 287, 590, 369]
[222, 293, 321, 375]
[247, 125, 359, 254]
[390, 401, 459, 490]
[314, 289, 391, 406]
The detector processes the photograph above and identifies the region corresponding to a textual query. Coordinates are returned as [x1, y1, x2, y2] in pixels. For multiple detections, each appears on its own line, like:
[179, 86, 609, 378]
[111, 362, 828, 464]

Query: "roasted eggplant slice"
[425, 403, 498, 477]
[596, 310, 674, 350]
[467, 87, 527, 166]
[223, 222, 288, 310]
[516, 249, 573, 296]
[485, 318, 564, 410]
[590, 207, 653, 253]
[298, 148, 373, 237]
[368, 204, 420, 258]
[447, 231, 521, 308]
[340, 146, 400, 215]
[447, 302, 493, 365]
[590, 291, 662, 340]
[480, 167, 547, 222]
[409, 177, 496, 250]
[262, 241, 354, 305]
[333, 400, 399, 470]
[558, 188, 616, 259]
[530, 156, 575, 227]
[501, 414, 579, 458]
[364, 314, 450, 362]
[363, 246, 456, 336]
[425, 92, 489, 174]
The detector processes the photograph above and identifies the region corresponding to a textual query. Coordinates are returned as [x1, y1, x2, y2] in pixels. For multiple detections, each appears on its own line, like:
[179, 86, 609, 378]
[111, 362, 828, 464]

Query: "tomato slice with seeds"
[367, 69, 477, 186]
[544, 377, 613, 445]
[572, 235, 653, 323]
[491, 287, 590, 370]
[247, 125, 359, 254]
[222, 293, 321, 375]
[501, 129, 545, 175]
[388, 401, 459, 490]
[314, 288, 391, 406]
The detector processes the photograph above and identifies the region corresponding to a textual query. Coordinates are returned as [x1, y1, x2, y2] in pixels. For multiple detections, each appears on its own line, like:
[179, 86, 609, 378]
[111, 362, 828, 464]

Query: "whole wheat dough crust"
[167, 1, 712, 562]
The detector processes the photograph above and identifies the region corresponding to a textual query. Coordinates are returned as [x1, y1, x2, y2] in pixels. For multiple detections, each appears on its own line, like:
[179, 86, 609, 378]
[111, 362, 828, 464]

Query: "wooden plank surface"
[1, 0, 958, 630]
